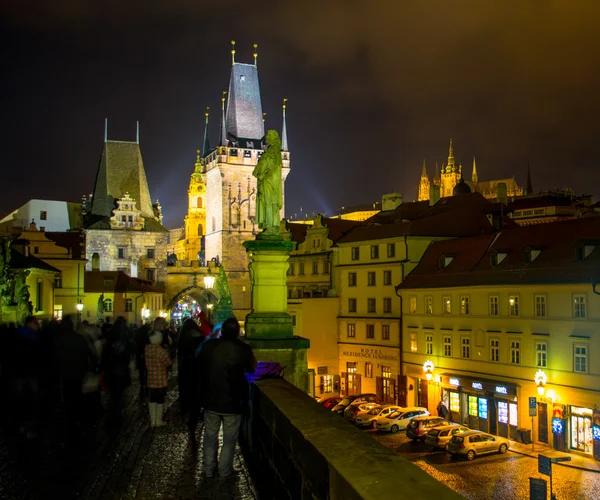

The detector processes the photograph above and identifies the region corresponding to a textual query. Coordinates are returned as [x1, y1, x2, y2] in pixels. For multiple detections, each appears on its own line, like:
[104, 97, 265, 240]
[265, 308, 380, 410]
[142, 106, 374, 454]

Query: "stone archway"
[166, 285, 213, 311]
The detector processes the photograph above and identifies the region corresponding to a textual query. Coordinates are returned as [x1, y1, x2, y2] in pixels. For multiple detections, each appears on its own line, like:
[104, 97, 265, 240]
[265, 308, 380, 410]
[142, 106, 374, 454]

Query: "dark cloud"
[1, 1, 599, 228]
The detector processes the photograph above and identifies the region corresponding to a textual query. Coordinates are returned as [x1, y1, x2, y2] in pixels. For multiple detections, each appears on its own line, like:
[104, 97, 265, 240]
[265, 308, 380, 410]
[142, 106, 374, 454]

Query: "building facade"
[0, 199, 82, 235]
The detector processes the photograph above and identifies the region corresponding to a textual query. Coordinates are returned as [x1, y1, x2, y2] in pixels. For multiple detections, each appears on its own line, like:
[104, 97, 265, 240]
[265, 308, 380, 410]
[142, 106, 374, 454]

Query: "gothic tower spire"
[447, 138, 455, 172]
[220, 92, 228, 146]
[202, 106, 210, 157]
[472, 156, 479, 184]
[421, 159, 428, 178]
[433, 162, 440, 186]
[281, 98, 289, 152]
[418, 159, 431, 201]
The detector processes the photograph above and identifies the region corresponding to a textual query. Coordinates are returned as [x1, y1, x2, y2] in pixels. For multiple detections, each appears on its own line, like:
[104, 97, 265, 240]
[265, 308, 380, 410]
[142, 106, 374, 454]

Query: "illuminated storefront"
[570, 406, 593, 455]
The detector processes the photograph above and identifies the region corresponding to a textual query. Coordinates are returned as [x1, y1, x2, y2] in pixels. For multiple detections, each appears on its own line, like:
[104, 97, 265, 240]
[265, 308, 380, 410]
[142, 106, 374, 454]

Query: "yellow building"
[397, 216, 600, 459]
[181, 150, 207, 262]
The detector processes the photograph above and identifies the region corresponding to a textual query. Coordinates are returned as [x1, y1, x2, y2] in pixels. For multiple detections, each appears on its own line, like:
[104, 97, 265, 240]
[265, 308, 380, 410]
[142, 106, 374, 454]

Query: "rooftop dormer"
[110, 193, 145, 231]
[438, 254, 455, 269]
[489, 249, 508, 267]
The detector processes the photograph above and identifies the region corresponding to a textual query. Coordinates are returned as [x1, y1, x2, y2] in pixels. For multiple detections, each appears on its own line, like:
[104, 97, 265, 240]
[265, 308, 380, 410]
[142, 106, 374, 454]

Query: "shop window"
[574, 344, 588, 373]
[489, 296, 499, 316]
[443, 336, 452, 357]
[536, 342, 547, 368]
[409, 296, 417, 314]
[509, 403, 518, 426]
[449, 392, 460, 412]
[348, 272, 357, 286]
[535, 295, 546, 317]
[366, 324, 375, 339]
[461, 337, 471, 359]
[370, 245, 379, 259]
[573, 295, 586, 318]
[425, 334, 433, 355]
[498, 401, 509, 424]
[509, 295, 519, 316]
[570, 406, 593, 453]
[104, 298, 113, 312]
[351, 247, 360, 260]
[478, 398, 488, 419]
[367, 271, 376, 286]
[367, 298, 376, 313]
[425, 296, 433, 315]
[460, 296, 470, 315]
[387, 243, 395, 258]
[468, 396, 478, 417]
[321, 374, 333, 394]
[348, 298, 357, 313]
[312, 261, 318, 275]
[383, 270, 392, 285]
[410, 332, 417, 352]
[382, 366, 392, 378]
[298, 263, 305, 275]
[125, 298, 133, 312]
[510, 340, 521, 365]
[382, 325, 390, 340]
[365, 362, 373, 378]
[490, 338, 500, 362]
[383, 297, 392, 313]
[347, 323, 356, 337]
[443, 296, 451, 315]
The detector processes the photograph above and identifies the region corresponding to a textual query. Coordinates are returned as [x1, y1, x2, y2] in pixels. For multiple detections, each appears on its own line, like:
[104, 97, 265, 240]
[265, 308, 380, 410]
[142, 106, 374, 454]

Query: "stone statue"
[253, 130, 283, 237]
[15, 270, 32, 325]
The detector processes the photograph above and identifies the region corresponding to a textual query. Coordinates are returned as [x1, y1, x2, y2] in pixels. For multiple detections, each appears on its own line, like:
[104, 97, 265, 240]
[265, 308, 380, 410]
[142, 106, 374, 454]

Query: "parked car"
[447, 431, 510, 460]
[317, 396, 342, 410]
[331, 394, 379, 415]
[406, 416, 450, 441]
[344, 402, 380, 423]
[375, 407, 429, 433]
[356, 405, 403, 429]
[424, 425, 470, 450]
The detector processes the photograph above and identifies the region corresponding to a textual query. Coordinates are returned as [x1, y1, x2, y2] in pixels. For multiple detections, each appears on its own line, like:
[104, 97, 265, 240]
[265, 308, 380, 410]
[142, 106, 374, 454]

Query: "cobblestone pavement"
[0, 375, 258, 500]
[370, 428, 600, 499]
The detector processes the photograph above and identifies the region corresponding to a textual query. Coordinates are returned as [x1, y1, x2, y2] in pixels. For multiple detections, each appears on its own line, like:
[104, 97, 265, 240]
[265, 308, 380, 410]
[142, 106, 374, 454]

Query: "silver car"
[446, 430, 510, 460]
[355, 405, 403, 429]
[424, 425, 470, 450]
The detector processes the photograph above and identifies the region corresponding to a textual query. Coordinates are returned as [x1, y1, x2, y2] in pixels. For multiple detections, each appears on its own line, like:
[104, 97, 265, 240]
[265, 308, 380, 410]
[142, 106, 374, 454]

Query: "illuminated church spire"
[281, 98, 289, 152]
[447, 138, 455, 172]
[220, 92, 227, 146]
[472, 156, 479, 184]
[433, 162, 440, 185]
[202, 106, 210, 157]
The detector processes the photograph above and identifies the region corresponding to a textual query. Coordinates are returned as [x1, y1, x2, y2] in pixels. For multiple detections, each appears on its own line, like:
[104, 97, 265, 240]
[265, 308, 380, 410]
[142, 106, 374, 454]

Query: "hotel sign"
[340, 347, 398, 362]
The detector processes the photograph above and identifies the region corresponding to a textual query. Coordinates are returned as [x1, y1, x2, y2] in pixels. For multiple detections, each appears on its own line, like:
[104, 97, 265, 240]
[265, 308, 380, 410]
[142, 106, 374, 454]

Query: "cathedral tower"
[183, 150, 207, 262]
[440, 139, 461, 197]
[417, 160, 430, 201]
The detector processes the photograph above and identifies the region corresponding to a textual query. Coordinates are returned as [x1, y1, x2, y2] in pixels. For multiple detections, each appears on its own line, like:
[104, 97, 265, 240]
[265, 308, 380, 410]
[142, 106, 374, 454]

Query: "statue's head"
[265, 129, 281, 149]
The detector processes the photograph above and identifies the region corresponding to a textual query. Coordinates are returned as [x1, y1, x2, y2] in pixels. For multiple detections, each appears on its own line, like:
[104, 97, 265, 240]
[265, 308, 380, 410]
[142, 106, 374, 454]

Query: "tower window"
[240, 75, 245, 81]
[40, 211, 47, 220]
[244, 150, 252, 158]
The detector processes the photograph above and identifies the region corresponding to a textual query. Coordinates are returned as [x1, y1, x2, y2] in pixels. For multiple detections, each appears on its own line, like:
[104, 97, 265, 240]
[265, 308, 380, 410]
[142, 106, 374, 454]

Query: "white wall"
[0, 199, 73, 232]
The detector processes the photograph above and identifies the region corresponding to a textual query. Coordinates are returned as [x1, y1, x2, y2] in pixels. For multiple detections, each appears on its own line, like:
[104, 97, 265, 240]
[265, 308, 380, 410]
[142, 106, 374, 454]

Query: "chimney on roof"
[496, 182, 508, 205]
[430, 184, 441, 206]
[382, 192, 402, 211]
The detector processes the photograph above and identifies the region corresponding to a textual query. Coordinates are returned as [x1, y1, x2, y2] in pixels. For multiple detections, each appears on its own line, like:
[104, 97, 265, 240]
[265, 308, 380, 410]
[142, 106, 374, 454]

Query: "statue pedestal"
[243, 238, 310, 392]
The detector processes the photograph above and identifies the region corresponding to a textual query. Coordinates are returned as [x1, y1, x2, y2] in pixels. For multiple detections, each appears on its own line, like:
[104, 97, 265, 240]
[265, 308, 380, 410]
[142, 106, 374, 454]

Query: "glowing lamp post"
[203, 269, 215, 290]
[141, 308, 150, 321]
[534, 370, 547, 397]
[76, 302, 84, 326]
[423, 360, 435, 381]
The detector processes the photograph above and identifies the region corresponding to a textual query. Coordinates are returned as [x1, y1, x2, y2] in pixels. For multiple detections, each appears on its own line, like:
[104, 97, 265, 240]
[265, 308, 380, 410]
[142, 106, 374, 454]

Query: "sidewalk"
[509, 440, 600, 473]
[0, 375, 259, 499]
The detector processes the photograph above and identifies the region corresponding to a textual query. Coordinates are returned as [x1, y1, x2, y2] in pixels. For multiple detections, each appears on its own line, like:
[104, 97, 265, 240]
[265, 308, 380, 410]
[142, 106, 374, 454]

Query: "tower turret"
[281, 98, 289, 152]
[202, 106, 210, 157]
[472, 156, 479, 185]
[447, 138, 455, 172]
[418, 159, 431, 201]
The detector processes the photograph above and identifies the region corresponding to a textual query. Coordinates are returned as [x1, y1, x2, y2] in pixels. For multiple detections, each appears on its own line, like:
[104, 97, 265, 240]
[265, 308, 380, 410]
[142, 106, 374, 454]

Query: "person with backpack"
[197, 318, 256, 478]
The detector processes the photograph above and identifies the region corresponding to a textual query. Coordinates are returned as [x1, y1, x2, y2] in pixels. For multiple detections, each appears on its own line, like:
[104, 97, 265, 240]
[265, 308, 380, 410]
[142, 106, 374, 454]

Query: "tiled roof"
[84, 271, 164, 294]
[368, 200, 430, 224]
[507, 195, 574, 210]
[285, 221, 308, 245]
[84, 216, 167, 233]
[398, 216, 600, 289]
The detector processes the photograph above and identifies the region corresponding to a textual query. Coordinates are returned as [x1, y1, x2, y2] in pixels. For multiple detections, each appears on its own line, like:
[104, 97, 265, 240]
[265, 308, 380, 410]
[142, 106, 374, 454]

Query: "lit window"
[573, 295, 586, 319]
[409, 296, 417, 314]
[382, 325, 390, 340]
[425, 296, 433, 315]
[460, 296, 470, 315]
[443, 296, 451, 315]
[490, 339, 500, 362]
[365, 362, 373, 378]
[426, 334, 433, 355]
[510, 340, 520, 365]
[574, 344, 588, 373]
[321, 374, 333, 393]
[347, 324, 355, 338]
[383, 270, 392, 286]
[367, 298, 376, 313]
[382, 366, 392, 378]
[509, 295, 519, 316]
[535, 295, 546, 317]
[104, 298, 113, 312]
[383, 298, 392, 313]
[367, 272, 376, 286]
[536, 342, 547, 368]
[462, 337, 471, 359]
[125, 298, 133, 312]
[366, 324, 375, 339]
[489, 296, 499, 316]
[410, 332, 417, 352]
[443, 336, 452, 357]
[370, 245, 379, 259]
[348, 272, 357, 286]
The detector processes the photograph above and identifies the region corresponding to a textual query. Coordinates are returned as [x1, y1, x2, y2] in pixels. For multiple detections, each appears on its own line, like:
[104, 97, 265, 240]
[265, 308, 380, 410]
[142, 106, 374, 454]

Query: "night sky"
[2, 1, 600, 229]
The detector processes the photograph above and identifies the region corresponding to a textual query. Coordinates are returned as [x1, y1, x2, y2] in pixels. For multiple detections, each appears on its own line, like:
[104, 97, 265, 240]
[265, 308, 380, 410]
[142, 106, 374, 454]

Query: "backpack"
[245, 361, 285, 383]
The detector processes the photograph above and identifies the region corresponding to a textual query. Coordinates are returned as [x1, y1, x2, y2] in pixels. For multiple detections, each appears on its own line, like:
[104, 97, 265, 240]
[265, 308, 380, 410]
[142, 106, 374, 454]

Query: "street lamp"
[141, 308, 150, 321]
[423, 360, 435, 381]
[534, 370, 547, 396]
[76, 302, 84, 325]
[203, 268, 215, 290]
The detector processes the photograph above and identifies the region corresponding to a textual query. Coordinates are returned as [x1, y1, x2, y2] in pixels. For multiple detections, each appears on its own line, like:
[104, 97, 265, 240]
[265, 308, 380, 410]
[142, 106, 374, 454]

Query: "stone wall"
[242, 378, 463, 500]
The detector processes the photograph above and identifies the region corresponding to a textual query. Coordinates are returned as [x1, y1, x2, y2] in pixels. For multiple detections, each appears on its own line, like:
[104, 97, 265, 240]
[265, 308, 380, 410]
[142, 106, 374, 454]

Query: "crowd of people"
[0, 310, 257, 479]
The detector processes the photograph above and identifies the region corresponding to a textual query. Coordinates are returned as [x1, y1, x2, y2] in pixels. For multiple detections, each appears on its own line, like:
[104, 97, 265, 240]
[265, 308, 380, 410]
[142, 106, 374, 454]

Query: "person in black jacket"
[197, 318, 256, 478]
[177, 318, 205, 432]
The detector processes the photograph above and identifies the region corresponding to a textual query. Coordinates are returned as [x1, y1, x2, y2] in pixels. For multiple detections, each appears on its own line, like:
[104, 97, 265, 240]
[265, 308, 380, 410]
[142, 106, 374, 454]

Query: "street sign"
[538, 455, 552, 476]
[529, 397, 537, 417]
[529, 477, 547, 500]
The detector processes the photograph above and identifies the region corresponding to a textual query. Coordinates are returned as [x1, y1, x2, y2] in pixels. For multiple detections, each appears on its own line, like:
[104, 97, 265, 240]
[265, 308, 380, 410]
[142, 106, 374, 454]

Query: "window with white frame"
[370, 245, 379, 259]
[425, 296, 433, 315]
[410, 332, 417, 352]
[348, 272, 357, 286]
[574, 344, 588, 373]
[387, 243, 395, 258]
[509, 295, 519, 316]
[322, 375, 333, 393]
[312, 261, 318, 275]
[573, 295, 586, 319]
[490, 338, 500, 362]
[347, 324, 356, 338]
[461, 337, 471, 359]
[443, 336, 452, 357]
[536, 341, 547, 368]
[382, 325, 390, 340]
[351, 247, 360, 260]
[489, 296, 499, 316]
[510, 340, 521, 365]
[365, 362, 373, 378]
[409, 296, 417, 314]
[535, 295, 546, 317]
[460, 296, 470, 315]
[348, 298, 357, 313]
[443, 296, 451, 315]
[426, 334, 433, 355]
[383, 297, 392, 313]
